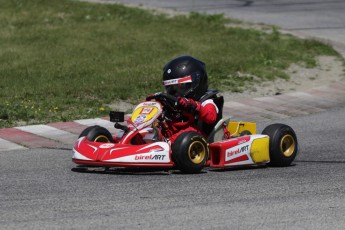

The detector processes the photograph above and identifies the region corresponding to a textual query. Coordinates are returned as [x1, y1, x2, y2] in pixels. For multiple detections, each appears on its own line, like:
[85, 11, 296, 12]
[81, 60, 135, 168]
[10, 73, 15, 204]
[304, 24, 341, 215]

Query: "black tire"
[240, 130, 252, 136]
[262, 123, 298, 167]
[86, 126, 115, 143]
[172, 131, 208, 174]
[78, 125, 100, 138]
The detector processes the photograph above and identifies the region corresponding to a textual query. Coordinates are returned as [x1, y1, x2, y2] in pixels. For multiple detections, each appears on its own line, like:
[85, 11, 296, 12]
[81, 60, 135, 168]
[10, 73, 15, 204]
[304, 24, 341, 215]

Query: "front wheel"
[78, 125, 100, 138]
[172, 131, 208, 174]
[262, 123, 298, 167]
[86, 126, 115, 143]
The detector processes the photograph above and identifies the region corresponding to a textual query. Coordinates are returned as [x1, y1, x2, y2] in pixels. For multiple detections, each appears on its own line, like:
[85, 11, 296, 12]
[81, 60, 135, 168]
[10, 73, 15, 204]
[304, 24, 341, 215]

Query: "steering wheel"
[146, 92, 178, 113]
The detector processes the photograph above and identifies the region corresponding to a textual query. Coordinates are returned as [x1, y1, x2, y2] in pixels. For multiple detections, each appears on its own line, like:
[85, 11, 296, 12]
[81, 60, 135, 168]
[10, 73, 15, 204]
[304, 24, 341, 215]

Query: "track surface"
[1, 107, 345, 229]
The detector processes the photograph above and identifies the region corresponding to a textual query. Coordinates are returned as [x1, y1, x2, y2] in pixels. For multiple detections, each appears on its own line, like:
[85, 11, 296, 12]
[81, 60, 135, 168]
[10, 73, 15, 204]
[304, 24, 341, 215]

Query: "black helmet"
[163, 56, 208, 100]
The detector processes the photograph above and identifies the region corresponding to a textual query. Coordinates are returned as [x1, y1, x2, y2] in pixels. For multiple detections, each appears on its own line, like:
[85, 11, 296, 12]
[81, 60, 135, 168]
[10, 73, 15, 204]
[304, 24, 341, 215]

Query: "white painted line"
[74, 118, 116, 132]
[287, 91, 334, 103]
[74, 118, 113, 127]
[0, 138, 27, 151]
[15, 125, 78, 146]
[223, 101, 248, 108]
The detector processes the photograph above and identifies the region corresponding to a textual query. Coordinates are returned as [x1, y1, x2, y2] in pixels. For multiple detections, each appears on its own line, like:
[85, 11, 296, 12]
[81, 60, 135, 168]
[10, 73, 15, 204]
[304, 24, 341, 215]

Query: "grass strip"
[0, 0, 341, 127]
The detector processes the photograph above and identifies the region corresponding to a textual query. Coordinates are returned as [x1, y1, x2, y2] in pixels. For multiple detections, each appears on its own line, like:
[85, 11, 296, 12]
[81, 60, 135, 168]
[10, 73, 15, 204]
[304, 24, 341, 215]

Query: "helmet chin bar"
[184, 75, 199, 99]
[186, 73, 203, 100]
[183, 88, 194, 98]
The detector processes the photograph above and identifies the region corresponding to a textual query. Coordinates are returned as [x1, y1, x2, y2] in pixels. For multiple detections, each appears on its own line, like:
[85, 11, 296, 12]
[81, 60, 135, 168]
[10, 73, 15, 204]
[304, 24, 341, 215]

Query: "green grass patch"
[0, 0, 342, 127]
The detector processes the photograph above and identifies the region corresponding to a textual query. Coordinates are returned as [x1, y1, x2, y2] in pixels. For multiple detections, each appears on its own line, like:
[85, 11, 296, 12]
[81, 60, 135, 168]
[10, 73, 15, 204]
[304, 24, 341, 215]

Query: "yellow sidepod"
[250, 136, 270, 163]
[228, 122, 257, 136]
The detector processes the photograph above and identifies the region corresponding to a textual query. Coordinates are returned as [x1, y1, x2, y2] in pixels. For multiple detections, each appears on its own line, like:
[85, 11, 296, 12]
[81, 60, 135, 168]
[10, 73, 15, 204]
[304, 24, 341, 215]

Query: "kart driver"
[152, 55, 224, 144]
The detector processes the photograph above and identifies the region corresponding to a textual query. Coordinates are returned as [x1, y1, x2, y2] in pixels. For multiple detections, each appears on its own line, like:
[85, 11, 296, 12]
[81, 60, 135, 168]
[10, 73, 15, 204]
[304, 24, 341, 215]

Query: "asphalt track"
[1, 0, 345, 229]
[1, 108, 345, 229]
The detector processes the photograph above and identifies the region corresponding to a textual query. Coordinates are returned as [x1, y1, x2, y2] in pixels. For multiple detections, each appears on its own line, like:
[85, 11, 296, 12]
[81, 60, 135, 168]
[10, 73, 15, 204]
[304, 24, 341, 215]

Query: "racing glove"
[177, 96, 201, 113]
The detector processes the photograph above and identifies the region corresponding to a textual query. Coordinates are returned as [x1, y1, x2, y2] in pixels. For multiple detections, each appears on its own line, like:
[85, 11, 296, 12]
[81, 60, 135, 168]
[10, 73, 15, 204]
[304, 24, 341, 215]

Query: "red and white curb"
[0, 118, 116, 151]
[0, 82, 344, 152]
[0, 138, 27, 151]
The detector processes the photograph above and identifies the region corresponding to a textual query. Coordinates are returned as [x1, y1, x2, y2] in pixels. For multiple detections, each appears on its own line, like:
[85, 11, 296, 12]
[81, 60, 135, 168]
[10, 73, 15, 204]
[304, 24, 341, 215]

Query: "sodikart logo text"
[135, 154, 166, 161]
[227, 145, 249, 158]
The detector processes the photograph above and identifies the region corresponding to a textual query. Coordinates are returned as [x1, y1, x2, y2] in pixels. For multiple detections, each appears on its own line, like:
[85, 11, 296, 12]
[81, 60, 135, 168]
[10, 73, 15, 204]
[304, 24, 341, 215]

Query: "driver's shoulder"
[199, 89, 223, 113]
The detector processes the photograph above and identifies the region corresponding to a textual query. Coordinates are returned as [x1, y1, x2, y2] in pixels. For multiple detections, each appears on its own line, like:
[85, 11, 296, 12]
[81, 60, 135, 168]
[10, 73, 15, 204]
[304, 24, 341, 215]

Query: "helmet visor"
[165, 83, 192, 97]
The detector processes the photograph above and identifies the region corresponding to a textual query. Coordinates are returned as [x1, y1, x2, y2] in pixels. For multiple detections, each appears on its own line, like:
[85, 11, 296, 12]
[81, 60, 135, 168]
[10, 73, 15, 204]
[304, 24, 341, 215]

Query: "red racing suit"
[163, 97, 220, 144]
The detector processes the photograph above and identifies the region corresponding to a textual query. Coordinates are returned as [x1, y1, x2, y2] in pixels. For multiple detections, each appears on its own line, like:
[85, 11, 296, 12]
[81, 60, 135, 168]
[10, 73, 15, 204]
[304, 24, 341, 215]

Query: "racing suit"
[163, 96, 220, 144]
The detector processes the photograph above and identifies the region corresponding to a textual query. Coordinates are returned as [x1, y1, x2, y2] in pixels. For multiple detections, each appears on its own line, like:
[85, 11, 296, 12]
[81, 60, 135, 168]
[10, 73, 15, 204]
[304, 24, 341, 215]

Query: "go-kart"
[72, 92, 298, 173]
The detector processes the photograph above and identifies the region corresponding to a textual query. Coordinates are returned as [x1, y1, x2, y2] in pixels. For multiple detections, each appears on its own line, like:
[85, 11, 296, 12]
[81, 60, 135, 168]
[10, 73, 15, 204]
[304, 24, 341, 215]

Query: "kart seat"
[207, 117, 231, 143]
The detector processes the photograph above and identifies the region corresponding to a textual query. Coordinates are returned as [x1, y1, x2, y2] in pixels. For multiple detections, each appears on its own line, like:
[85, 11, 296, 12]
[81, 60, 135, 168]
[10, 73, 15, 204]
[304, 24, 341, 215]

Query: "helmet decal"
[163, 75, 192, 86]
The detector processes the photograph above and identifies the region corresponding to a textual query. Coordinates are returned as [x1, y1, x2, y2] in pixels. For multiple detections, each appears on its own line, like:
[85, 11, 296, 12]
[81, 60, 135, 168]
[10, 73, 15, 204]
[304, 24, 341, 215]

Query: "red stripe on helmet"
[178, 76, 192, 84]
[163, 76, 192, 86]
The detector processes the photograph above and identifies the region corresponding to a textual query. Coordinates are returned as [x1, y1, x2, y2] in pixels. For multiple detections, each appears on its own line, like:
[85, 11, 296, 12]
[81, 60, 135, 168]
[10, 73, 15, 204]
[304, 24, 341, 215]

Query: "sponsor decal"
[141, 107, 154, 114]
[163, 79, 178, 85]
[224, 141, 253, 165]
[135, 154, 166, 161]
[134, 115, 146, 124]
[238, 139, 248, 145]
[99, 143, 115, 149]
[163, 76, 192, 86]
[143, 102, 158, 106]
[227, 145, 249, 158]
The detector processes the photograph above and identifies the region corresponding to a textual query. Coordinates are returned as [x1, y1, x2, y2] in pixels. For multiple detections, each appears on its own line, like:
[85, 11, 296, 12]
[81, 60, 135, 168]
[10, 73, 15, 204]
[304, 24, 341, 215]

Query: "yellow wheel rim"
[280, 134, 295, 157]
[94, 135, 110, 142]
[188, 141, 206, 164]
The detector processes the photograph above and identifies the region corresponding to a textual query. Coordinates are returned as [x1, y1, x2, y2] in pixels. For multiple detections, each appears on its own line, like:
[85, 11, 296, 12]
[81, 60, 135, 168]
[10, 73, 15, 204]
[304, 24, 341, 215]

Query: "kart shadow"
[71, 166, 208, 175]
[170, 170, 208, 175]
[295, 160, 345, 164]
[71, 166, 171, 176]
[208, 164, 269, 173]
[71, 164, 297, 175]
[207, 163, 297, 172]
[92, 166, 271, 175]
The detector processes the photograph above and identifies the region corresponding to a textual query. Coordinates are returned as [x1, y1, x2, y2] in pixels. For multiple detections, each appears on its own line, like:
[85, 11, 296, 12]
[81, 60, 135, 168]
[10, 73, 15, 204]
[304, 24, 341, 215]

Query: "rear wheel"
[172, 131, 208, 174]
[262, 124, 298, 167]
[240, 130, 252, 136]
[87, 126, 114, 143]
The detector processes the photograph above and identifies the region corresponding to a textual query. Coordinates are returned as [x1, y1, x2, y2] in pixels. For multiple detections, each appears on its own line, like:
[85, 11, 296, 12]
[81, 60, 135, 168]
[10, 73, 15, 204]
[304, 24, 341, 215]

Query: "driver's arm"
[177, 97, 218, 125]
[198, 99, 218, 125]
